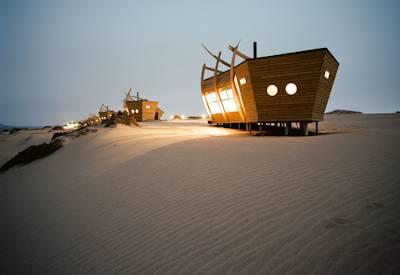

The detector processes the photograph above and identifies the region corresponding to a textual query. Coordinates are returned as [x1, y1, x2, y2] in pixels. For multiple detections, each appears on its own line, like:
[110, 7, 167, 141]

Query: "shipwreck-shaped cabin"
[86, 114, 101, 125]
[201, 42, 339, 135]
[123, 89, 164, 122]
[98, 104, 115, 121]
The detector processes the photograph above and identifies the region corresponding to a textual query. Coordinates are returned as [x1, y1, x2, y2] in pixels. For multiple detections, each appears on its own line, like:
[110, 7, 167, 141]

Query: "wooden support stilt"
[304, 123, 309, 136]
[315, 121, 318, 135]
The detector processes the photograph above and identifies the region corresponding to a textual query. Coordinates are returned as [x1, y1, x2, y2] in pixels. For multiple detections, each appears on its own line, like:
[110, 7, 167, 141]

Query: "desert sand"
[0, 114, 399, 274]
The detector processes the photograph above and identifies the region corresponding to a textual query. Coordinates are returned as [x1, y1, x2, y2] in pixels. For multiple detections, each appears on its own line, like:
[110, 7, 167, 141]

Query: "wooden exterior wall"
[234, 62, 258, 122]
[201, 48, 339, 124]
[312, 52, 339, 121]
[141, 101, 159, 121]
[98, 111, 114, 120]
[125, 100, 163, 122]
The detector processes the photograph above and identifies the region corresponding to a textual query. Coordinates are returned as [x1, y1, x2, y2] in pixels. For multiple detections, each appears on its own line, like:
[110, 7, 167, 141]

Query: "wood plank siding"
[125, 100, 163, 122]
[201, 48, 339, 124]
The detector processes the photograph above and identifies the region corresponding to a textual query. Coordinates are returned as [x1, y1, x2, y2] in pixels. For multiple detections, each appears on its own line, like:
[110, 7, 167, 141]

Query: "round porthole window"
[267, 84, 278, 96]
[285, 83, 297, 95]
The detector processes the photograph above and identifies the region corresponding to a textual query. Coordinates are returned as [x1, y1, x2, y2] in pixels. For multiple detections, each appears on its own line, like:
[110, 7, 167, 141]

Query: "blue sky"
[1, 0, 399, 126]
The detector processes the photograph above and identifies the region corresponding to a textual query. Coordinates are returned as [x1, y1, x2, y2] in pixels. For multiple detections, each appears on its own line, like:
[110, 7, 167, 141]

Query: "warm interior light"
[227, 89, 233, 98]
[131, 109, 134, 114]
[285, 83, 297, 95]
[63, 121, 80, 130]
[324, 70, 330, 79]
[222, 99, 238, 112]
[146, 105, 150, 109]
[201, 114, 207, 119]
[219, 88, 238, 112]
[206, 93, 217, 103]
[219, 90, 228, 100]
[239, 77, 247, 85]
[205, 92, 222, 114]
[233, 74, 246, 114]
[135, 109, 139, 113]
[202, 95, 211, 116]
[267, 84, 278, 96]
[209, 102, 221, 114]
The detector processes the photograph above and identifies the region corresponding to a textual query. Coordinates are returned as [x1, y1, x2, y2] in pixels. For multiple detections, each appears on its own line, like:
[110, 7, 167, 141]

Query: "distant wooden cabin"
[98, 104, 114, 122]
[123, 89, 164, 122]
[201, 42, 339, 135]
[86, 115, 101, 125]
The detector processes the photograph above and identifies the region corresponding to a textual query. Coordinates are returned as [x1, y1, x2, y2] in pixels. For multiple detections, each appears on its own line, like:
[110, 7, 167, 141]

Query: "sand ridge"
[0, 114, 399, 274]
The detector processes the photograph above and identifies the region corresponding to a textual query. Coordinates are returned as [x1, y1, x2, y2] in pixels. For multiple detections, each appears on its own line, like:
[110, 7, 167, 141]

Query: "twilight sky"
[1, 0, 399, 126]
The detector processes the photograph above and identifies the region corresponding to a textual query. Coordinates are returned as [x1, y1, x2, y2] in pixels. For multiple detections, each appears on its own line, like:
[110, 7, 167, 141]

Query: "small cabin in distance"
[98, 104, 115, 122]
[123, 89, 164, 122]
[86, 114, 101, 125]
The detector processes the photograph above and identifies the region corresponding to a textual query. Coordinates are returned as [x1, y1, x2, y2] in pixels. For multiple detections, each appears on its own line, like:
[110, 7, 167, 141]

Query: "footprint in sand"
[366, 202, 384, 210]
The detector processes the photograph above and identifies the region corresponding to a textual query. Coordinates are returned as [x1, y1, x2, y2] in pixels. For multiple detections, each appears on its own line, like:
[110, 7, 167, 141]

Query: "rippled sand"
[1, 114, 399, 274]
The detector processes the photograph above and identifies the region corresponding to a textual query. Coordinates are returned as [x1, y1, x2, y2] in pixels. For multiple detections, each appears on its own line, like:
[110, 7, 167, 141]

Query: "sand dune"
[0, 114, 400, 274]
[0, 129, 54, 166]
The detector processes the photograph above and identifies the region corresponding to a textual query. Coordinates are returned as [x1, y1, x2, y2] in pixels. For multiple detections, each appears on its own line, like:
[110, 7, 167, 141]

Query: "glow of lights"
[202, 95, 211, 116]
[267, 84, 278, 96]
[201, 114, 207, 119]
[285, 83, 297, 95]
[170, 115, 174, 120]
[146, 105, 150, 109]
[208, 102, 222, 114]
[219, 88, 238, 113]
[181, 114, 185, 120]
[135, 109, 139, 113]
[239, 77, 247, 85]
[63, 121, 80, 130]
[219, 90, 228, 100]
[233, 75, 246, 115]
[131, 109, 134, 114]
[206, 93, 217, 103]
[324, 70, 330, 79]
[222, 99, 238, 112]
[206, 92, 222, 114]
[227, 89, 233, 98]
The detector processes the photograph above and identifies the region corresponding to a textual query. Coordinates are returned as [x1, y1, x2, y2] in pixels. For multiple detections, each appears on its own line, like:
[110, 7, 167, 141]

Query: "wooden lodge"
[201, 42, 339, 135]
[98, 104, 114, 122]
[123, 89, 164, 122]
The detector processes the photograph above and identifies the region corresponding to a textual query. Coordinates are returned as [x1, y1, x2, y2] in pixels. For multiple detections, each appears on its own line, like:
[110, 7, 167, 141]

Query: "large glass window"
[205, 92, 222, 114]
[219, 88, 238, 112]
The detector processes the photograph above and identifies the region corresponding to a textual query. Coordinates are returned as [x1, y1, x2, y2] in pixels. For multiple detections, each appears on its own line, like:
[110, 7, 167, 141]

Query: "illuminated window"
[267, 84, 278, 96]
[285, 83, 297, 95]
[206, 92, 222, 114]
[239, 77, 247, 85]
[135, 109, 139, 113]
[145, 105, 150, 109]
[233, 74, 245, 109]
[206, 93, 217, 103]
[219, 88, 238, 112]
[324, 70, 330, 79]
[219, 90, 227, 100]
[131, 109, 135, 114]
[202, 95, 211, 116]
